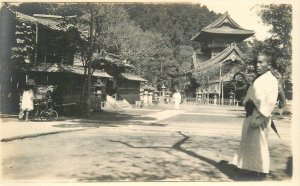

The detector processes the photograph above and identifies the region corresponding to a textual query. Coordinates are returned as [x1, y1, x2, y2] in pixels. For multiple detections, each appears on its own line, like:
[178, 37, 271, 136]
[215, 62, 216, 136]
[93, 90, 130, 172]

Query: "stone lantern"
[229, 90, 234, 106]
[148, 85, 153, 105]
[143, 85, 149, 105]
[196, 89, 202, 104]
[161, 84, 166, 96]
[93, 79, 105, 111]
[213, 90, 218, 105]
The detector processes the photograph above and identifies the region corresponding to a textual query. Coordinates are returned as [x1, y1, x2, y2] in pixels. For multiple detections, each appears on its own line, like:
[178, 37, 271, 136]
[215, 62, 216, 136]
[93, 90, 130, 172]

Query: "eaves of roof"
[92, 53, 134, 69]
[202, 28, 255, 35]
[23, 63, 112, 78]
[15, 12, 73, 31]
[120, 73, 147, 82]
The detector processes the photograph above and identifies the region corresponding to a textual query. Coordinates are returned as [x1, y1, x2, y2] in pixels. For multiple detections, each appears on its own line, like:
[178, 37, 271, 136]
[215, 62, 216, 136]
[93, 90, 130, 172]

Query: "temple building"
[0, 6, 146, 114]
[191, 12, 255, 103]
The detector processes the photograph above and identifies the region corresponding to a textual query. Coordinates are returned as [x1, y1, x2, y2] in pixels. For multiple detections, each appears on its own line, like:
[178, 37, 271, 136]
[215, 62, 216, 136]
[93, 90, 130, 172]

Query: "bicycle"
[34, 100, 58, 121]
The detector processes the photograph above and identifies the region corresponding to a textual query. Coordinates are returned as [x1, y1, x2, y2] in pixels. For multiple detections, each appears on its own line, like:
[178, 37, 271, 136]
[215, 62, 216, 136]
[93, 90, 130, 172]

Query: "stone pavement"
[0, 116, 85, 142]
[0, 102, 291, 142]
[0, 108, 185, 142]
[0, 104, 294, 182]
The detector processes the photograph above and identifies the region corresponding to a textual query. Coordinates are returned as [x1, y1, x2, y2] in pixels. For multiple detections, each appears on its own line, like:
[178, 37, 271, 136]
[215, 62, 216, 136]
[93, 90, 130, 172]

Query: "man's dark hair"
[24, 84, 34, 91]
[254, 51, 277, 69]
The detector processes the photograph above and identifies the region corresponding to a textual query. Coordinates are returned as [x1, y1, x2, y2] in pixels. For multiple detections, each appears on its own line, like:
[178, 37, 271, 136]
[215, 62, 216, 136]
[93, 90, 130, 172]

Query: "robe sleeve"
[251, 72, 278, 117]
[242, 86, 252, 105]
[250, 109, 270, 128]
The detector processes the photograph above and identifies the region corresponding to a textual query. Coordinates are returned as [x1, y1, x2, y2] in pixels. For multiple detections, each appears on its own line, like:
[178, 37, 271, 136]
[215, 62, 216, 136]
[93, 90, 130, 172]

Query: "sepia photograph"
[0, 0, 298, 184]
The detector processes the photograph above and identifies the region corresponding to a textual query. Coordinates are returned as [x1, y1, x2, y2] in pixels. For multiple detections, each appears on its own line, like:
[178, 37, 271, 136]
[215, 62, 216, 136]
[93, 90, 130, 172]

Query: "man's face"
[255, 55, 270, 75]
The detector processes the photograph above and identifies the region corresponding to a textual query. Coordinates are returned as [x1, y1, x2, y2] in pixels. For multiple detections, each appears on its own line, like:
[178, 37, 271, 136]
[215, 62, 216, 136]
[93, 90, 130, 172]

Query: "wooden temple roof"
[193, 43, 247, 82]
[21, 63, 112, 78]
[92, 53, 134, 69]
[191, 12, 255, 42]
[120, 73, 147, 82]
[15, 12, 74, 31]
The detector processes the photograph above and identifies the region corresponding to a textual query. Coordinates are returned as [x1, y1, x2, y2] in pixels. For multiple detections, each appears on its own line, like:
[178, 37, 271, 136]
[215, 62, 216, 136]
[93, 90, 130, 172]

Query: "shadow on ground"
[53, 110, 161, 129]
[76, 131, 292, 182]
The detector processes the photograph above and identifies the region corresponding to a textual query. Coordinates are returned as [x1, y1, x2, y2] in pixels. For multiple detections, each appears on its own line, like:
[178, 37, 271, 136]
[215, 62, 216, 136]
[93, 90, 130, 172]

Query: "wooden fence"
[183, 97, 239, 106]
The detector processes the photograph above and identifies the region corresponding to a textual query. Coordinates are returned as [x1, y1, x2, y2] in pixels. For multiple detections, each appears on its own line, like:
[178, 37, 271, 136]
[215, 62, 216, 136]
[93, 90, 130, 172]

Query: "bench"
[54, 103, 77, 116]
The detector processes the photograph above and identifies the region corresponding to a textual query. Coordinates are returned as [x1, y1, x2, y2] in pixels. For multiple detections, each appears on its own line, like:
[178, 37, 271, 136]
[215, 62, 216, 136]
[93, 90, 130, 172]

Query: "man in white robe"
[232, 53, 278, 179]
[172, 90, 181, 110]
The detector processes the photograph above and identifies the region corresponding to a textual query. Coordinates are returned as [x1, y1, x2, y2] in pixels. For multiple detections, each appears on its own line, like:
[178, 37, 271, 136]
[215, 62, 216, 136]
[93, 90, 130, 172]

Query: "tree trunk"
[85, 7, 94, 118]
[80, 70, 87, 115]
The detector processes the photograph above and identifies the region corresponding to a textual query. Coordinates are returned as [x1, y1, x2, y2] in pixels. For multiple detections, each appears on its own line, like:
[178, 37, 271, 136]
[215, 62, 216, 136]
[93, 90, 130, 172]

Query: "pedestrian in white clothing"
[232, 52, 278, 180]
[20, 84, 35, 121]
[172, 90, 181, 110]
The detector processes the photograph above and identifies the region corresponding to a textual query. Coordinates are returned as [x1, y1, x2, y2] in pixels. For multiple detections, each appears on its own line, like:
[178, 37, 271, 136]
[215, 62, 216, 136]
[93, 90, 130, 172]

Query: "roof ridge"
[191, 12, 255, 41]
[204, 13, 226, 29]
[204, 12, 244, 30]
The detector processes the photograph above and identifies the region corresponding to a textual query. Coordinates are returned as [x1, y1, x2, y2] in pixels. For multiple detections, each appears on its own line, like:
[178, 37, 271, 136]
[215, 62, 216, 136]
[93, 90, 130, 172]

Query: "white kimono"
[21, 89, 34, 111]
[232, 71, 278, 173]
[173, 92, 181, 109]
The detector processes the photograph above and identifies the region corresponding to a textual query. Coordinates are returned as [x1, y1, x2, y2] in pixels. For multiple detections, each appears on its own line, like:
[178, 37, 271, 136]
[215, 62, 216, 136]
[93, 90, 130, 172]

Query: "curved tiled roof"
[120, 73, 147, 82]
[15, 12, 71, 31]
[23, 63, 112, 78]
[92, 53, 134, 69]
[193, 43, 246, 82]
[191, 12, 255, 41]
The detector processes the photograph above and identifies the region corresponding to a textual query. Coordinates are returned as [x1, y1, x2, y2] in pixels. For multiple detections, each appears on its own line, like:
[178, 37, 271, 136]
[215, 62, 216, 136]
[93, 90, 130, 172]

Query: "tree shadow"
[173, 132, 254, 181]
[106, 131, 289, 181]
[52, 110, 162, 129]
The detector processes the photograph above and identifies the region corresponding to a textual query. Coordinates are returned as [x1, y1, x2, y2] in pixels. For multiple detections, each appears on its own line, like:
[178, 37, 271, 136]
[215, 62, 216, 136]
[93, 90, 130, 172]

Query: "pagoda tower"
[191, 11, 255, 58]
[190, 12, 255, 104]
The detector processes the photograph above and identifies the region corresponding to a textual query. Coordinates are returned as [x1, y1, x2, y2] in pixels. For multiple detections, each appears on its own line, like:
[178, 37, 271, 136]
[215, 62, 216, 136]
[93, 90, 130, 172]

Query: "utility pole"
[86, 6, 94, 118]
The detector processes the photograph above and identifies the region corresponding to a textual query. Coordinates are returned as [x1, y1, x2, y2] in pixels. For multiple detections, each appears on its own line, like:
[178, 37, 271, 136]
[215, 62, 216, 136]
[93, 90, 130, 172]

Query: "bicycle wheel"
[40, 110, 49, 121]
[48, 110, 58, 121]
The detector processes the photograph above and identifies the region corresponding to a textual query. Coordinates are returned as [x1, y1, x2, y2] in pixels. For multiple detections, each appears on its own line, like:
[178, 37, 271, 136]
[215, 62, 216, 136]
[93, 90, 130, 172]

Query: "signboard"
[35, 85, 56, 100]
[94, 78, 105, 87]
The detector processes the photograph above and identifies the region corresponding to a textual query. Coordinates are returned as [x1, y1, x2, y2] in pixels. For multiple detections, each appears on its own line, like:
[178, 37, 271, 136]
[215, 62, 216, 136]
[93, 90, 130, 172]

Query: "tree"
[254, 4, 292, 79]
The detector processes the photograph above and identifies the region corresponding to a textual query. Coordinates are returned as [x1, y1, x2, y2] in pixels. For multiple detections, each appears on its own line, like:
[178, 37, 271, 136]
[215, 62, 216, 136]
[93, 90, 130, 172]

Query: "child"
[20, 84, 35, 121]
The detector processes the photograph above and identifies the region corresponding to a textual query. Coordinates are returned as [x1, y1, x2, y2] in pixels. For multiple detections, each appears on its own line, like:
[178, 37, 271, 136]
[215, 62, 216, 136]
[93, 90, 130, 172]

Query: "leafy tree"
[122, 3, 220, 92]
[254, 4, 292, 79]
[11, 21, 36, 64]
[124, 3, 219, 47]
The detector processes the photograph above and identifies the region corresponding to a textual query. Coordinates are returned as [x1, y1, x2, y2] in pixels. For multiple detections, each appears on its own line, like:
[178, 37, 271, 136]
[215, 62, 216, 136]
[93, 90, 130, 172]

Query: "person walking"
[232, 52, 279, 180]
[20, 84, 35, 121]
[172, 89, 181, 110]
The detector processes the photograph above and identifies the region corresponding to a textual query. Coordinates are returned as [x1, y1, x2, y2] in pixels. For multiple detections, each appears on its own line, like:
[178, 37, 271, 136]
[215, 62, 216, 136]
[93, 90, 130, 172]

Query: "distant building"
[191, 12, 255, 102]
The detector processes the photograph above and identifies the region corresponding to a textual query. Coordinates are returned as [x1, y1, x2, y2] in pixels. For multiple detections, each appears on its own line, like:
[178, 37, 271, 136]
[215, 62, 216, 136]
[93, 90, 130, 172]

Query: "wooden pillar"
[34, 23, 38, 64]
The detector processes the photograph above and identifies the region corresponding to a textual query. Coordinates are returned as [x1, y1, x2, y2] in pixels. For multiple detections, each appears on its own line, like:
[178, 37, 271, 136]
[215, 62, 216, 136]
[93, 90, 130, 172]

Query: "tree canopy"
[253, 4, 292, 79]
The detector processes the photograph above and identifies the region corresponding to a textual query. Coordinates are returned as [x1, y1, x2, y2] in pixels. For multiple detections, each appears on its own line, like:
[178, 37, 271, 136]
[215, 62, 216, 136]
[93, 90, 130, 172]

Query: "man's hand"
[245, 100, 255, 117]
[251, 115, 270, 128]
